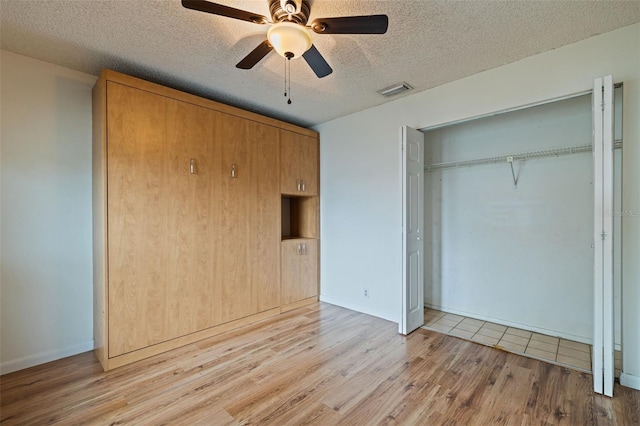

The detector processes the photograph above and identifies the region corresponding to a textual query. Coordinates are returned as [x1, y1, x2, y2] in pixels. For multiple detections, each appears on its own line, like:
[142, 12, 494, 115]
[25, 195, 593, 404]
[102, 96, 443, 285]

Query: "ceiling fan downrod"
[270, 0, 310, 25]
[281, 0, 298, 15]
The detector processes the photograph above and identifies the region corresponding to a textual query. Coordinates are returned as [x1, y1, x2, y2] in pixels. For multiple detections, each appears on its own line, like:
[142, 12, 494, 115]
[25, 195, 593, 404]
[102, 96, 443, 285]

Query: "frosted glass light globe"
[267, 22, 312, 59]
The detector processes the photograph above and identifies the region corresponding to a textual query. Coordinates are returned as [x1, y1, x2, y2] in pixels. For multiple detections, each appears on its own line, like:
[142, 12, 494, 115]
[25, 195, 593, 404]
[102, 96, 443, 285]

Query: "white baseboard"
[0, 340, 94, 375]
[320, 295, 398, 324]
[619, 372, 640, 391]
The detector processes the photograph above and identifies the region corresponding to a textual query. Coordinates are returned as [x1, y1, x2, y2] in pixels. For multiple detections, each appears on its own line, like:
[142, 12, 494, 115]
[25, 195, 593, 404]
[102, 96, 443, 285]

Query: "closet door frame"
[593, 75, 615, 397]
[413, 78, 618, 397]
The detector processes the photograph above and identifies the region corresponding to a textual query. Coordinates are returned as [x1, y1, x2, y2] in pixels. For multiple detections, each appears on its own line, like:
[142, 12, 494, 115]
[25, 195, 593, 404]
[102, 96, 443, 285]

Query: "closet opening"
[420, 87, 622, 378]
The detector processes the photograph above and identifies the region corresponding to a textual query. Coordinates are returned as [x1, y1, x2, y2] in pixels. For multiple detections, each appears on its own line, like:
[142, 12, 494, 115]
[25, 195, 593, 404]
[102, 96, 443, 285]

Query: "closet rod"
[425, 139, 622, 172]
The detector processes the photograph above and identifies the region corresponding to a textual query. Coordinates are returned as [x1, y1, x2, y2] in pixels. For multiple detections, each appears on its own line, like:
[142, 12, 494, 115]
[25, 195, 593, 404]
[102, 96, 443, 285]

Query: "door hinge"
[601, 231, 606, 241]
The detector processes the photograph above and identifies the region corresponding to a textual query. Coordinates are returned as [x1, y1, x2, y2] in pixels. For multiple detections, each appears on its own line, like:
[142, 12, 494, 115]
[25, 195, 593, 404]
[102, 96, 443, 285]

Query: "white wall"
[423, 94, 622, 345]
[1, 51, 96, 374]
[315, 23, 640, 389]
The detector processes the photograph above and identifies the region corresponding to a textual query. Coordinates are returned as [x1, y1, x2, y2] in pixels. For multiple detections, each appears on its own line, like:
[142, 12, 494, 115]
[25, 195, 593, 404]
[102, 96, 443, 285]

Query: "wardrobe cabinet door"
[280, 129, 319, 196]
[214, 114, 281, 323]
[299, 239, 319, 300]
[108, 85, 218, 356]
[298, 134, 319, 196]
[214, 113, 252, 324]
[280, 129, 301, 195]
[107, 82, 170, 357]
[248, 121, 281, 313]
[281, 238, 318, 305]
[165, 99, 216, 336]
[281, 240, 302, 305]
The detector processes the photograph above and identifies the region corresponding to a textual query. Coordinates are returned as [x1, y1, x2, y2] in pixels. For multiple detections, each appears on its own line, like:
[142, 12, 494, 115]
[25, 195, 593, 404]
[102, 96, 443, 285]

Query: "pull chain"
[284, 56, 287, 99]
[287, 58, 292, 104]
[283, 54, 293, 105]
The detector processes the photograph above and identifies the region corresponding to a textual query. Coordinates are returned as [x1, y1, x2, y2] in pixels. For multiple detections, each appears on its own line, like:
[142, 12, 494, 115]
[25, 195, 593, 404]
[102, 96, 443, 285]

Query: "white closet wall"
[424, 93, 622, 345]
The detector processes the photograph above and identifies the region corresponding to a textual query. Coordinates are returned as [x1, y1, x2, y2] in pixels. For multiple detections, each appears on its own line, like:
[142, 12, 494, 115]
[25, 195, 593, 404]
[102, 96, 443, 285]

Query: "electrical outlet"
[363, 288, 369, 298]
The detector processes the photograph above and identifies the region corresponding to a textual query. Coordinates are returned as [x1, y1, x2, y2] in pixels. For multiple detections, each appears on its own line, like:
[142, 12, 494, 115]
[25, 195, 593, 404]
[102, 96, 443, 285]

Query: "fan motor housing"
[269, 0, 311, 25]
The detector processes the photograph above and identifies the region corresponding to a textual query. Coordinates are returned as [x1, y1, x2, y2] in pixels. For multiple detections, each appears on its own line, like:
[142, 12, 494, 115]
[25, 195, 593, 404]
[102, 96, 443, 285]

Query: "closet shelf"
[425, 139, 622, 172]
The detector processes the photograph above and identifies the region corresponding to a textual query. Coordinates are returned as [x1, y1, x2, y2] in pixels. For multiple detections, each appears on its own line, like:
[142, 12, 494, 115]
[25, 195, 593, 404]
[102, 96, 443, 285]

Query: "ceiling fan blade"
[236, 40, 274, 69]
[311, 15, 388, 34]
[182, 0, 268, 24]
[302, 45, 333, 78]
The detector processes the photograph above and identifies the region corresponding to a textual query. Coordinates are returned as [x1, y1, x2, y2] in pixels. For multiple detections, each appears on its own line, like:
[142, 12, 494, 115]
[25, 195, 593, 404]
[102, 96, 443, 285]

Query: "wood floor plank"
[320, 334, 414, 415]
[1, 303, 638, 425]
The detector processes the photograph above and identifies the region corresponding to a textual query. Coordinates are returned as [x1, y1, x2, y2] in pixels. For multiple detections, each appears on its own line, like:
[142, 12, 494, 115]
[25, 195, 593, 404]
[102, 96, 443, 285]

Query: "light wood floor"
[1, 303, 638, 425]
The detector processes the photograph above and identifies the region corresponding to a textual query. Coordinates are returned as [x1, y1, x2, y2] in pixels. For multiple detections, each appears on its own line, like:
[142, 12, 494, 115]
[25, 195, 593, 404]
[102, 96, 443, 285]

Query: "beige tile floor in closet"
[423, 308, 622, 377]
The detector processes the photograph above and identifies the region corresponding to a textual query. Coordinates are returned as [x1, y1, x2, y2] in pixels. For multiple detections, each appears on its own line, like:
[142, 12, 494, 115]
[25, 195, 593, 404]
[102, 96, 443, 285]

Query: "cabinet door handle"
[231, 163, 236, 178]
[301, 180, 306, 192]
[296, 244, 302, 255]
[297, 179, 301, 191]
[190, 158, 195, 174]
[302, 243, 306, 255]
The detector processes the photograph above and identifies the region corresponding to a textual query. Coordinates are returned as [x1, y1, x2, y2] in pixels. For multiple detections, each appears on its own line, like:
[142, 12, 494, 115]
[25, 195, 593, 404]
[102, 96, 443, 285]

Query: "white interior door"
[401, 126, 425, 335]
[593, 75, 614, 397]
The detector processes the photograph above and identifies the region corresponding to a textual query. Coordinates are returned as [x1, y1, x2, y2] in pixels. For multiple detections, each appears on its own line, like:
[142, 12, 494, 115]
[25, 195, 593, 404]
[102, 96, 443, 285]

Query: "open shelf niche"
[281, 196, 318, 240]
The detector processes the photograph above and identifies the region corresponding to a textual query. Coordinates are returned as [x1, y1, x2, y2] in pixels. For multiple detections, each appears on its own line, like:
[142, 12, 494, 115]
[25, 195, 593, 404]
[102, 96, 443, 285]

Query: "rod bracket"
[507, 156, 518, 187]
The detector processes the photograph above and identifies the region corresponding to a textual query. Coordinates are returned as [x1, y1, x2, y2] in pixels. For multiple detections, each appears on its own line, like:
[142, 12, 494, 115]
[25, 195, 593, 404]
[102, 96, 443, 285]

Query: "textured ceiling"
[1, 1, 639, 127]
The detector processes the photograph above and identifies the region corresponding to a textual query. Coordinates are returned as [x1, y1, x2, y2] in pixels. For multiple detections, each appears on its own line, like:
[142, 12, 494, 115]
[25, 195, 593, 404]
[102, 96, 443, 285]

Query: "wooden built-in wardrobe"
[93, 70, 319, 370]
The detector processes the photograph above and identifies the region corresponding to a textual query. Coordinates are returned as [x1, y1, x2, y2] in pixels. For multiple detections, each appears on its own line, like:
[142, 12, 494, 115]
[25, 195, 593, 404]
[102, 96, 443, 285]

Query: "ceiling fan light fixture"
[267, 22, 312, 59]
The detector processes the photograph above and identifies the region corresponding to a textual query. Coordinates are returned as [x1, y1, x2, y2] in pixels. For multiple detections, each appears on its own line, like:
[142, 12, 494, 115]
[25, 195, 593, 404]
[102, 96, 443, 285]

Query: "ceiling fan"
[182, 0, 389, 79]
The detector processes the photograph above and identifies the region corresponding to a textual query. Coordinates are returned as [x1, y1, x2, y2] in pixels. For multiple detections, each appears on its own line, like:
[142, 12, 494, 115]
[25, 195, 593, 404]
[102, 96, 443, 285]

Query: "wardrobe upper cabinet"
[280, 129, 319, 196]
